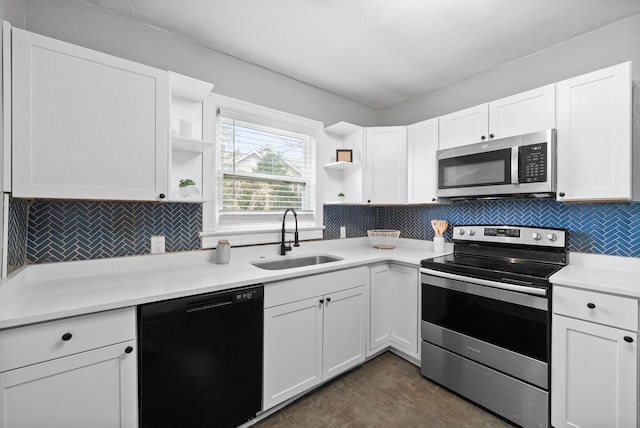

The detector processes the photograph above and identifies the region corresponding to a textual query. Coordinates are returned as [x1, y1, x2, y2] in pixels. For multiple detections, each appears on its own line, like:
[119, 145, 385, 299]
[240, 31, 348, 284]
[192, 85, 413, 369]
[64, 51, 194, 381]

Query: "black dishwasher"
[138, 284, 263, 428]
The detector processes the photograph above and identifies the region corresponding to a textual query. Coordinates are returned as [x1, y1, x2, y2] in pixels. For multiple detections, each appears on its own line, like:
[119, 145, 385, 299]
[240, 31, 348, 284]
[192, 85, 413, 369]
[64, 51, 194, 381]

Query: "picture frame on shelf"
[336, 149, 353, 162]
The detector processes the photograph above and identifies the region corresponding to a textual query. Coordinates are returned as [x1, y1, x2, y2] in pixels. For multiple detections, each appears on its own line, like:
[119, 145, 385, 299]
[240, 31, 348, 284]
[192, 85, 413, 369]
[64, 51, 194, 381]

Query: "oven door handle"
[420, 268, 547, 297]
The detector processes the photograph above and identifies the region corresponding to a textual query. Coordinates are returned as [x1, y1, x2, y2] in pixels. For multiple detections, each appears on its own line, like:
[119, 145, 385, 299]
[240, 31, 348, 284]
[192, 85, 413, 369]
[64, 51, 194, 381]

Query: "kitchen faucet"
[280, 208, 300, 255]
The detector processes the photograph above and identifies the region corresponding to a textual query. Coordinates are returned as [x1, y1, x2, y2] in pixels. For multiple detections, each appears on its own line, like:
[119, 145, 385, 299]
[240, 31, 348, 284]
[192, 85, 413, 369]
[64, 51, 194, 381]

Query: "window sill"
[200, 226, 325, 248]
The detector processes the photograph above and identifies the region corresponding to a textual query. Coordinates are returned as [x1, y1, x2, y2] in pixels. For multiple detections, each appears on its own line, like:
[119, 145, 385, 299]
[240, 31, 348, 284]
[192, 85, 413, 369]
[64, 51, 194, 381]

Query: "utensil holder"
[433, 236, 445, 253]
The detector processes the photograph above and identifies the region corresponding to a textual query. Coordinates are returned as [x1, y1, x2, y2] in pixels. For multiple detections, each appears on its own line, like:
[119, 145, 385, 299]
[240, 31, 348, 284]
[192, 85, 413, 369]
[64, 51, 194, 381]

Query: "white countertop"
[0, 238, 444, 330]
[4, 237, 640, 330]
[550, 252, 640, 298]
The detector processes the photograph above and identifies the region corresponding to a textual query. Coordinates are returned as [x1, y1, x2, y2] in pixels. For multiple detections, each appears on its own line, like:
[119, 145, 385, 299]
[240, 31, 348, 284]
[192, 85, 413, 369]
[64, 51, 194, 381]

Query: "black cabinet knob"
[559, 192, 566, 197]
[481, 135, 486, 140]
[489, 133, 495, 139]
[624, 336, 634, 343]
[319, 298, 324, 304]
[159, 193, 166, 199]
[326, 297, 331, 303]
[125, 346, 134, 354]
[61, 332, 73, 341]
[431, 198, 437, 202]
[587, 302, 596, 309]
[367, 200, 371, 203]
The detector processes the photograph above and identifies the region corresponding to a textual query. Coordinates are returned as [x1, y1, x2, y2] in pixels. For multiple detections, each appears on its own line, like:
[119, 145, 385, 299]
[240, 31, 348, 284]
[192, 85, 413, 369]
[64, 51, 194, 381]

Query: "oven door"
[421, 271, 549, 389]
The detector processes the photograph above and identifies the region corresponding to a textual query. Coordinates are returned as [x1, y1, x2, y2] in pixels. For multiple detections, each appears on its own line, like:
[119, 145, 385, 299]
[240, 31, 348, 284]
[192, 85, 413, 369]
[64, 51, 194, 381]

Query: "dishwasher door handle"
[187, 300, 234, 312]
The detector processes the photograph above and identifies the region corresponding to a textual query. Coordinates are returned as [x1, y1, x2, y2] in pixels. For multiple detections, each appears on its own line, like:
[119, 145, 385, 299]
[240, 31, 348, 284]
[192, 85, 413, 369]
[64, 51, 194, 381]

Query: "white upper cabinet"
[489, 84, 556, 139]
[11, 28, 168, 201]
[556, 62, 632, 202]
[438, 84, 556, 150]
[407, 118, 439, 204]
[364, 126, 408, 204]
[438, 103, 488, 150]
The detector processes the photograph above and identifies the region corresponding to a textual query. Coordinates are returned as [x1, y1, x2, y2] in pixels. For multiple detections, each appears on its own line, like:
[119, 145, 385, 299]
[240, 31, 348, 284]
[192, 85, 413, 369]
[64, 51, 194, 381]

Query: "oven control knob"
[457, 229, 465, 235]
[547, 233, 557, 241]
[531, 232, 542, 240]
[467, 229, 475, 236]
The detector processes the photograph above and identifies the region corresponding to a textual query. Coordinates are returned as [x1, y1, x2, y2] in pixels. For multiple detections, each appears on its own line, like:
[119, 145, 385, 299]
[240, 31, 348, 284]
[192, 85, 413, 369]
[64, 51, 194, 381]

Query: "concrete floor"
[255, 352, 515, 427]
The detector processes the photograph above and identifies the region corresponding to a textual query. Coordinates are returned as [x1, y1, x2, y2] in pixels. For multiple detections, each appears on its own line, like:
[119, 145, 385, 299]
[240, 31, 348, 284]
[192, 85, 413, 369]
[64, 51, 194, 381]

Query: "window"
[201, 95, 324, 248]
[219, 118, 314, 213]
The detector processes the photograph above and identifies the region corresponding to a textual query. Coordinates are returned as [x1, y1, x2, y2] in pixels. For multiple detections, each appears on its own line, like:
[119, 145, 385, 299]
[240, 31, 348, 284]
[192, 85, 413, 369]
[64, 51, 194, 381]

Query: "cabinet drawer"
[553, 286, 638, 331]
[0, 307, 136, 372]
[265, 267, 368, 308]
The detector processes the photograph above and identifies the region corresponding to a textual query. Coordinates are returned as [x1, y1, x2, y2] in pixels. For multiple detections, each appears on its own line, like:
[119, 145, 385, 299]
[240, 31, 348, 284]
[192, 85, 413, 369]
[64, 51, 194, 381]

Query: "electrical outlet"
[150, 235, 165, 254]
[340, 226, 346, 239]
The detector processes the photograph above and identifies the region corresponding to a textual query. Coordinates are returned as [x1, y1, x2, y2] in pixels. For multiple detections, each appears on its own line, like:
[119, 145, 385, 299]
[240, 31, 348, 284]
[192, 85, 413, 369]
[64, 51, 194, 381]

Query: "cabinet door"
[364, 127, 407, 204]
[12, 28, 168, 201]
[0, 340, 137, 428]
[388, 264, 419, 356]
[489, 84, 555, 139]
[438, 104, 488, 150]
[369, 264, 391, 354]
[322, 286, 367, 381]
[556, 62, 632, 201]
[407, 118, 439, 204]
[263, 297, 323, 410]
[551, 315, 637, 428]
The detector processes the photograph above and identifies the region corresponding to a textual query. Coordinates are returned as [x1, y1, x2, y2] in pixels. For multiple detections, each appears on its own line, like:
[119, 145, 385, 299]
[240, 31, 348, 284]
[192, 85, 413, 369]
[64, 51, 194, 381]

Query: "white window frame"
[201, 94, 324, 248]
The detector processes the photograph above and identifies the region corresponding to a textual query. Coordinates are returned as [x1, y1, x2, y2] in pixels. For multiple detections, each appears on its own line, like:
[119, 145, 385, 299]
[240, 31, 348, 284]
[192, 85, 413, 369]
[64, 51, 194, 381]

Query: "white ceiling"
[83, 0, 640, 109]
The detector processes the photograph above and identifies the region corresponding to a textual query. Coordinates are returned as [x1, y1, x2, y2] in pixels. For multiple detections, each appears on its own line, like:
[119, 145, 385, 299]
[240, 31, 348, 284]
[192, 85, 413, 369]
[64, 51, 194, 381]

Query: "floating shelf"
[172, 136, 215, 153]
[324, 121, 362, 136]
[324, 161, 356, 170]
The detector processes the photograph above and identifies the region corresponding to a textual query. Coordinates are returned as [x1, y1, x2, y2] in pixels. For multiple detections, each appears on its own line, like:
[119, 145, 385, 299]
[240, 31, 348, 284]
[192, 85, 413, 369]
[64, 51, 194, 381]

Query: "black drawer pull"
[319, 298, 324, 304]
[61, 332, 73, 341]
[326, 297, 331, 303]
[587, 303, 596, 309]
[624, 336, 634, 343]
[125, 346, 134, 354]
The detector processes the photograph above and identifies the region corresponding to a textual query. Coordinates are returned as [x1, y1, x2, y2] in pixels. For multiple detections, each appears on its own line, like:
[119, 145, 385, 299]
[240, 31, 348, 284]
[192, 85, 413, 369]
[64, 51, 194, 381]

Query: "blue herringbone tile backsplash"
[25, 200, 202, 264]
[7, 197, 30, 274]
[325, 200, 640, 258]
[8, 198, 640, 269]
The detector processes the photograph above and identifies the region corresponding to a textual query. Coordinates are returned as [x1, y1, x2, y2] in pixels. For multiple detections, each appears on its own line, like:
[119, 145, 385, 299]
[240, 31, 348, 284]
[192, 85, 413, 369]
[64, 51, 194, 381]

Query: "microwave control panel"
[518, 143, 547, 183]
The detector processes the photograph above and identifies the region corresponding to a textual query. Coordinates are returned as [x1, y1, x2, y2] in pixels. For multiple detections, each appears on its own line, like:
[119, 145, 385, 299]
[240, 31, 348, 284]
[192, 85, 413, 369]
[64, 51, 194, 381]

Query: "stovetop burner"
[421, 224, 567, 288]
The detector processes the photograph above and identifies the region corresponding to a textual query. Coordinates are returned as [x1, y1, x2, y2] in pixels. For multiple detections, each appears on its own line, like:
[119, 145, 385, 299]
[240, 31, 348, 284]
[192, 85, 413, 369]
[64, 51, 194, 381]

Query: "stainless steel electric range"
[420, 224, 567, 428]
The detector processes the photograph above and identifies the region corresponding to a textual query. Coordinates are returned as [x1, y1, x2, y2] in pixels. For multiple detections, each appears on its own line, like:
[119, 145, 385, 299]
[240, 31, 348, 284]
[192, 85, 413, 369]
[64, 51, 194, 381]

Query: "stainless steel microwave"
[436, 129, 556, 199]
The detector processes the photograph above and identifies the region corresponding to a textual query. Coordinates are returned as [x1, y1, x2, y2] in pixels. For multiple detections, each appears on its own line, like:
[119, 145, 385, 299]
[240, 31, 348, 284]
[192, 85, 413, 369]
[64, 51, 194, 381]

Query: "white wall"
[381, 14, 640, 125]
[15, 0, 381, 128]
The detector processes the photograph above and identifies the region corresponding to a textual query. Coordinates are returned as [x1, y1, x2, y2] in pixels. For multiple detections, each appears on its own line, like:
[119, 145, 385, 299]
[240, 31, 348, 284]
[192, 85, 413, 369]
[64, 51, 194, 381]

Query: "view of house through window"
[218, 117, 316, 215]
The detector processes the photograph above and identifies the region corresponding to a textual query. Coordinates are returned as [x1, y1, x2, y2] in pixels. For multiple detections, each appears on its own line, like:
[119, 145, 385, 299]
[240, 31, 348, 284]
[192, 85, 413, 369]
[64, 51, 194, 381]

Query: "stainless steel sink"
[251, 254, 343, 270]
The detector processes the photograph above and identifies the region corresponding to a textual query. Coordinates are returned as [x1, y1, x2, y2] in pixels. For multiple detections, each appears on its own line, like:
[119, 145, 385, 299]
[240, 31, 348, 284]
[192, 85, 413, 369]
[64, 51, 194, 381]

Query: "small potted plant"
[179, 178, 200, 198]
[337, 192, 345, 202]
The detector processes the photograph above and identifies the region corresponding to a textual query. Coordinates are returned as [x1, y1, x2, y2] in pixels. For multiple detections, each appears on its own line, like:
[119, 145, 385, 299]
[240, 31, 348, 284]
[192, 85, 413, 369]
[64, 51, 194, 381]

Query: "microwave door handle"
[511, 146, 519, 184]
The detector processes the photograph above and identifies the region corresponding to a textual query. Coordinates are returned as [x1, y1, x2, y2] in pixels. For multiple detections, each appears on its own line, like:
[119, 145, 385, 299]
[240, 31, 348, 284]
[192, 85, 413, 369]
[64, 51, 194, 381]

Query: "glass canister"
[216, 240, 231, 264]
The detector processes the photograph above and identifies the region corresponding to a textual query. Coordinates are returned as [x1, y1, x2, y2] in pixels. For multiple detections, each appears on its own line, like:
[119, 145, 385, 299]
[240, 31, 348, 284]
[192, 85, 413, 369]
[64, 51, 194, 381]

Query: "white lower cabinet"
[0, 308, 137, 428]
[551, 286, 638, 428]
[369, 264, 419, 358]
[263, 267, 368, 410]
